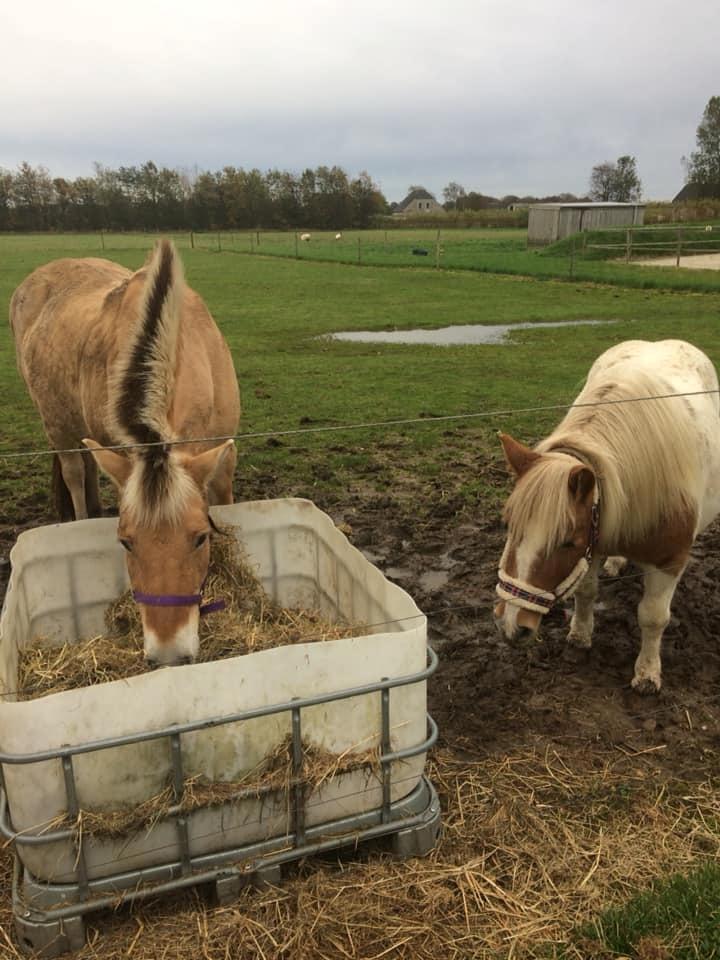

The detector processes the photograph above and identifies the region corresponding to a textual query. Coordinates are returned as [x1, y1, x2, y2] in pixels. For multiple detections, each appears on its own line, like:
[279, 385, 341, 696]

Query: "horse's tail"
[52, 454, 76, 522]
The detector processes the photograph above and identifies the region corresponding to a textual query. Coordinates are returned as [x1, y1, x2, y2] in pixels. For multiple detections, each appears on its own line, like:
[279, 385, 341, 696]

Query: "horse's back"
[586, 339, 720, 531]
[10, 257, 132, 348]
[587, 339, 718, 400]
[10, 250, 239, 449]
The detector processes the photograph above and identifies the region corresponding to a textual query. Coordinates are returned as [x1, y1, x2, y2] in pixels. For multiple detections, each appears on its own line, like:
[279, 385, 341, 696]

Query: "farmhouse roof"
[396, 188, 437, 211]
[673, 181, 720, 202]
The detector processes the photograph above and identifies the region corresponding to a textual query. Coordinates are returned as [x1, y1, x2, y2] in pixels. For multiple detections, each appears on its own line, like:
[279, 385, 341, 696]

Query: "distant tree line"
[439, 181, 590, 211]
[0, 161, 388, 232]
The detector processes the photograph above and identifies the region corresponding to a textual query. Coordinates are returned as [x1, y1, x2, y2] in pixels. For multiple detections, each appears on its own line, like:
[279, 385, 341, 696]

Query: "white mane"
[506, 369, 702, 551]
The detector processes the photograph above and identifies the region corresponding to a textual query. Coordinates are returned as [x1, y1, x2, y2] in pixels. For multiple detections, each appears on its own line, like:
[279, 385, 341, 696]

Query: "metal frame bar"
[2, 647, 438, 925]
[14, 773, 440, 927]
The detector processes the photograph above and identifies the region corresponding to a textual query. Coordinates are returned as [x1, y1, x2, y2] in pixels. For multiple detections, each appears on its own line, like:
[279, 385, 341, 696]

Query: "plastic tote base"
[13, 775, 441, 957]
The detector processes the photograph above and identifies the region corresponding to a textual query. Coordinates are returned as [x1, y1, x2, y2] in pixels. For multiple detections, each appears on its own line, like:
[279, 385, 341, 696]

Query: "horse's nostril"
[145, 657, 161, 670]
[175, 655, 194, 666]
[515, 626, 535, 642]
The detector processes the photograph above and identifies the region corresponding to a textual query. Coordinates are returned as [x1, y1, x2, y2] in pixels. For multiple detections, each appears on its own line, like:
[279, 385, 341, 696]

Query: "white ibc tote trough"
[0, 499, 439, 956]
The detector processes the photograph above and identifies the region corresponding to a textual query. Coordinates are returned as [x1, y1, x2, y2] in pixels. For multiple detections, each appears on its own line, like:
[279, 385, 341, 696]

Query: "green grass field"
[3, 230, 720, 516]
[2, 230, 720, 955]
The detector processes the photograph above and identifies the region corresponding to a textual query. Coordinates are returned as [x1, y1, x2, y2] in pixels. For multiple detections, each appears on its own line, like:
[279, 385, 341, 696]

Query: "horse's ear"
[568, 465, 595, 502]
[82, 439, 132, 489]
[498, 433, 540, 477]
[183, 440, 235, 490]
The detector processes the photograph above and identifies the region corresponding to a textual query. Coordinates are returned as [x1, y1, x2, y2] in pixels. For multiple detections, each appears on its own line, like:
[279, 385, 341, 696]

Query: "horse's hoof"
[566, 629, 592, 651]
[631, 676, 661, 695]
[563, 644, 590, 665]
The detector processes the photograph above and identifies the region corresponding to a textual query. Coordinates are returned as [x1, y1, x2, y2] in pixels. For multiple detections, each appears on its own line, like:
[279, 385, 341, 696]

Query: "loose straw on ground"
[2, 743, 718, 959]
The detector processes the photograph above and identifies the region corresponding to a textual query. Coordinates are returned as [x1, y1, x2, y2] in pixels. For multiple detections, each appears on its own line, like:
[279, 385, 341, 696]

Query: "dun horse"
[10, 240, 241, 666]
[495, 339, 720, 692]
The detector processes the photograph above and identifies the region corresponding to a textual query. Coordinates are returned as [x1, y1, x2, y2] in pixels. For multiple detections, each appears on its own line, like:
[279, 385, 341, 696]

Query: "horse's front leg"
[632, 566, 683, 694]
[567, 557, 601, 649]
[56, 451, 89, 520]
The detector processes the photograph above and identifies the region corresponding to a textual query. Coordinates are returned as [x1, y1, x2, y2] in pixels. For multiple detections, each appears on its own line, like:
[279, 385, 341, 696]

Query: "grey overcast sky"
[1, 0, 717, 202]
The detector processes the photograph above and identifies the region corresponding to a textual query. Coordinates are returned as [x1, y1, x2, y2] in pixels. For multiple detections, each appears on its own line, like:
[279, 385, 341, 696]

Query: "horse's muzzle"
[146, 654, 195, 670]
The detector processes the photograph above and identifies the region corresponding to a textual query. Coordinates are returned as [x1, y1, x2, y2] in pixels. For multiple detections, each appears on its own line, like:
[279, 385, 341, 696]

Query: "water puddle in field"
[326, 318, 616, 346]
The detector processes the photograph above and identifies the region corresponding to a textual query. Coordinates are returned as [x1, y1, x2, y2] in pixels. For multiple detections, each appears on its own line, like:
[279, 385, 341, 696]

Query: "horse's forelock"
[122, 450, 198, 527]
[505, 457, 577, 557]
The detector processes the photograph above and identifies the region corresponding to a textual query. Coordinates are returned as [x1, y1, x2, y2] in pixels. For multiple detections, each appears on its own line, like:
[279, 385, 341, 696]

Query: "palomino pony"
[10, 240, 241, 666]
[495, 339, 720, 692]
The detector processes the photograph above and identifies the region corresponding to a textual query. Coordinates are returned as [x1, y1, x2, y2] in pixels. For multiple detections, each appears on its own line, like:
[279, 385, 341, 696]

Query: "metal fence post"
[291, 704, 305, 846]
[381, 682, 391, 823]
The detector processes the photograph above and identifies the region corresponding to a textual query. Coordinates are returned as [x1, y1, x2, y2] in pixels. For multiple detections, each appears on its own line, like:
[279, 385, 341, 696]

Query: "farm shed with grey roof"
[528, 202, 645, 246]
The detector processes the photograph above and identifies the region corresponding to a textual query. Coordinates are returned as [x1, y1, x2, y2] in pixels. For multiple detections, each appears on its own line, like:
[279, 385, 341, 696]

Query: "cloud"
[1, 0, 717, 200]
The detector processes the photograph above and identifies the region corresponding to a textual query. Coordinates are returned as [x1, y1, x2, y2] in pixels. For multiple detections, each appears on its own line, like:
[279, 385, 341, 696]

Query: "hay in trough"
[17, 529, 360, 700]
[70, 736, 381, 841]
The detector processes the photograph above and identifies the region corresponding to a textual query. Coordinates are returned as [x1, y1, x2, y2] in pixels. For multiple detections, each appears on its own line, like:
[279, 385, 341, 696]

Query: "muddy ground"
[336, 486, 720, 786]
[3, 443, 719, 785]
[3, 443, 720, 957]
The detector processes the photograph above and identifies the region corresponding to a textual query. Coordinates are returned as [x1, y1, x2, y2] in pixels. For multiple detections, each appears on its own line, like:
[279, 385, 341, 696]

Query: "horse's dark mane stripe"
[113, 240, 179, 518]
[114, 240, 174, 449]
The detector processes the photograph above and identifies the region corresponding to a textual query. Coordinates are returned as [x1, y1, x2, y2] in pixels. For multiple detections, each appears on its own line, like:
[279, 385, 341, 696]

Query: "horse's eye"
[119, 538, 133, 552]
[561, 540, 575, 549]
[194, 532, 209, 549]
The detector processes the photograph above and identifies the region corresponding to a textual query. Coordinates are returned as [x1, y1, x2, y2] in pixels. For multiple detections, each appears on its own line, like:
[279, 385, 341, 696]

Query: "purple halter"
[133, 580, 225, 616]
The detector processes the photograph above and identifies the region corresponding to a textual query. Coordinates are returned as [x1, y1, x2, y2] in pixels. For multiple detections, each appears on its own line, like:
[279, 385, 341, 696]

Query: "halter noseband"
[496, 466, 601, 615]
[133, 579, 225, 617]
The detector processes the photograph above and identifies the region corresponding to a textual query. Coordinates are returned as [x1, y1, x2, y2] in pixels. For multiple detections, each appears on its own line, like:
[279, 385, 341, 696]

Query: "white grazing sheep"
[300, 233, 311, 241]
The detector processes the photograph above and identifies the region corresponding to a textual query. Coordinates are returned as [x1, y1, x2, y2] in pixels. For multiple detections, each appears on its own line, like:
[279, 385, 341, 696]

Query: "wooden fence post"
[217, 233, 221, 252]
[625, 228, 632, 262]
[676, 228, 682, 267]
[569, 236, 575, 278]
[256, 230, 260, 247]
[190, 231, 194, 249]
